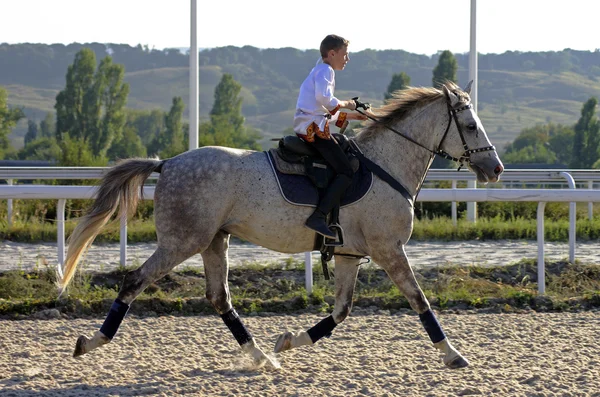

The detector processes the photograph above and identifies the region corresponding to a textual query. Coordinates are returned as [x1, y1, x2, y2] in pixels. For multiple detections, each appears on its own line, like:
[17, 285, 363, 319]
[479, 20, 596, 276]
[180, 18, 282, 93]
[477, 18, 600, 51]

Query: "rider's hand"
[352, 97, 371, 111]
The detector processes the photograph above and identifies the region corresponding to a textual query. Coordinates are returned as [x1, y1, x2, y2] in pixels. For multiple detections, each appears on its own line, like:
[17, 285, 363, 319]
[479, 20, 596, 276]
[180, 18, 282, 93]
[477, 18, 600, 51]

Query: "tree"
[432, 50, 458, 88]
[18, 137, 61, 161]
[198, 73, 261, 150]
[107, 125, 147, 160]
[147, 97, 186, 157]
[55, 48, 129, 160]
[210, 73, 244, 131]
[39, 112, 54, 138]
[24, 119, 39, 146]
[571, 97, 599, 168]
[160, 96, 186, 158]
[384, 72, 411, 101]
[0, 86, 24, 158]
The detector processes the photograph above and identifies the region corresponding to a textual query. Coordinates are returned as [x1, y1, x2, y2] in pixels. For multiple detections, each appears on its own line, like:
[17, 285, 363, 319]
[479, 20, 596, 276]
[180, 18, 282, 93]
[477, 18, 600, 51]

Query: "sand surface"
[1, 311, 599, 396]
[1, 239, 600, 273]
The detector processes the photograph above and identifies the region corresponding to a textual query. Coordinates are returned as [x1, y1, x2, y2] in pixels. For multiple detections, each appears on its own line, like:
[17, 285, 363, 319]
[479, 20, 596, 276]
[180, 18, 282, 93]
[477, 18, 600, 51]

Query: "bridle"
[355, 96, 496, 170]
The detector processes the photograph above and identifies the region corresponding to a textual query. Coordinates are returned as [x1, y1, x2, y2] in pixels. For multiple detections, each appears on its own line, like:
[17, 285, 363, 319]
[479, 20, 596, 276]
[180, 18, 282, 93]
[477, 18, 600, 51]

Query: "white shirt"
[293, 62, 341, 135]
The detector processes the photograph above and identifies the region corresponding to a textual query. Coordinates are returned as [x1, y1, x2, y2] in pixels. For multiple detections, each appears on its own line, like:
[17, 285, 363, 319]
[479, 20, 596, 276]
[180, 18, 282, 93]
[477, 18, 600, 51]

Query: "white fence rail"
[2, 184, 600, 294]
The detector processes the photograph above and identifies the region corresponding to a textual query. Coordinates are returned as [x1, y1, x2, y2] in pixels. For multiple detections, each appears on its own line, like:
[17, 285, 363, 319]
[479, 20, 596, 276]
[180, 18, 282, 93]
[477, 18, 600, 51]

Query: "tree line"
[2, 46, 600, 168]
[0, 48, 261, 165]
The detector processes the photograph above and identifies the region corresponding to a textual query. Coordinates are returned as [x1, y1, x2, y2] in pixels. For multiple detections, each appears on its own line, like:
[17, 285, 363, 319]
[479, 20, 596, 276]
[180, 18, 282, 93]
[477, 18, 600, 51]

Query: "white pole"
[120, 210, 127, 267]
[537, 202, 546, 294]
[469, 0, 478, 111]
[451, 179, 457, 226]
[7, 179, 13, 226]
[560, 172, 576, 263]
[305, 251, 313, 295]
[57, 199, 66, 277]
[189, 0, 199, 151]
[589, 180, 594, 220]
[467, 0, 478, 222]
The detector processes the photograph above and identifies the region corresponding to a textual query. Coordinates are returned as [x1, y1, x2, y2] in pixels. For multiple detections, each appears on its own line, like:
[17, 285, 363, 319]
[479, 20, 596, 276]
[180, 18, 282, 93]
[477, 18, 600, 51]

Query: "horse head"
[440, 82, 504, 183]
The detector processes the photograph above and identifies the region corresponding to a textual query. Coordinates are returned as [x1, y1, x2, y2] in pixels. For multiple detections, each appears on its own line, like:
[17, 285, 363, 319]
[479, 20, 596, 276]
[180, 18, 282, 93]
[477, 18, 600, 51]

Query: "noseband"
[356, 98, 496, 170]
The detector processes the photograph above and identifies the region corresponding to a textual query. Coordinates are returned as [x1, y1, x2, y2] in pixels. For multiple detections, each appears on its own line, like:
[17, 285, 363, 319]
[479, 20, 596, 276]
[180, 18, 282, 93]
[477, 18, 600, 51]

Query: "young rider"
[293, 34, 369, 239]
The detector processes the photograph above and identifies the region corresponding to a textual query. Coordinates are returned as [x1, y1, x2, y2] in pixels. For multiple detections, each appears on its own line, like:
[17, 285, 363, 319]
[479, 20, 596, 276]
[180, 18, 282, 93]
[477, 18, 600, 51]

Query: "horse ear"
[442, 85, 460, 107]
[464, 80, 473, 95]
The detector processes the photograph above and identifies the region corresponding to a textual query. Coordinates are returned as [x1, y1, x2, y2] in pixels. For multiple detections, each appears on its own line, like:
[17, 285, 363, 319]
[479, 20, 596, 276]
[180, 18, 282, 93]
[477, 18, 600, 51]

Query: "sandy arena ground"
[1, 311, 599, 396]
[1, 239, 600, 273]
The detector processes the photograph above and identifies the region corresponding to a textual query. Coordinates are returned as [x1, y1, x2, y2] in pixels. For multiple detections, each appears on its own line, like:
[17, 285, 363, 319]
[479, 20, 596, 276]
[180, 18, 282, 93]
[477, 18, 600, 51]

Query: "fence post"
[589, 180, 594, 220]
[451, 179, 457, 226]
[559, 172, 576, 263]
[7, 179, 13, 226]
[57, 199, 66, 278]
[537, 202, 546, 294]
[120, 209, 127, 267]
[467, 179, 477, 222]
[305, 251, 313, 295]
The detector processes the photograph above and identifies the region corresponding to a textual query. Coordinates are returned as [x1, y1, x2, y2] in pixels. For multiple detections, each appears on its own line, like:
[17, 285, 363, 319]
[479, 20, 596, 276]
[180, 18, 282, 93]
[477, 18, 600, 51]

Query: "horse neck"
[355, 100, 448, 197]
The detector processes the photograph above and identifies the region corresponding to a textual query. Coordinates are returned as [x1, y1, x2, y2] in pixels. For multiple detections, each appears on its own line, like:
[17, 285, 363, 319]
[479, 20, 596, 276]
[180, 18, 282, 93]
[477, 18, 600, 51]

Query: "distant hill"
[2, 43, 600, 150]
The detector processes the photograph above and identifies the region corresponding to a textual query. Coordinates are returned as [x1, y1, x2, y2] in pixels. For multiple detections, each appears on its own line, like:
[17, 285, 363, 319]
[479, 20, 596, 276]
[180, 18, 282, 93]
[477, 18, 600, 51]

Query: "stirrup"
[324, 223, 344, 247]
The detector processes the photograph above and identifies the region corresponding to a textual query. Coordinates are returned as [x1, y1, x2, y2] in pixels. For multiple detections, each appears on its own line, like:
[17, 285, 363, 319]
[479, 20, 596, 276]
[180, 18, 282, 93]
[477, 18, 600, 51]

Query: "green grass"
[2, 215, 600, 243]
[1, 259, 599, 317]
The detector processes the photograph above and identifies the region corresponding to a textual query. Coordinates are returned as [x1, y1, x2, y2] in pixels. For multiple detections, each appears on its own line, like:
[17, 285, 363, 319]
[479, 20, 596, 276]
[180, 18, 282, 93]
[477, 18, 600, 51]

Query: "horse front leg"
[274, 255, 360, 353]
[203, 231, 279, 369]
[374, 246, 469, 369]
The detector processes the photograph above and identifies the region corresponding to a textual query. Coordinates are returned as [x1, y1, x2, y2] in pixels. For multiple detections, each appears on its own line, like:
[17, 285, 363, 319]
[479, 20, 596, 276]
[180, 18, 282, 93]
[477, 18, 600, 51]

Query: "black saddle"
[266, 134, 373, 279]
[267, 133, 371, 208]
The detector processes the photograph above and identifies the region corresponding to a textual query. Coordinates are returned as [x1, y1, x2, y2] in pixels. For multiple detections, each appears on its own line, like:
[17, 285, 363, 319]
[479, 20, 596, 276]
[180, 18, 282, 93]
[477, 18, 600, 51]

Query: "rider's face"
[326, 46, 349, 71]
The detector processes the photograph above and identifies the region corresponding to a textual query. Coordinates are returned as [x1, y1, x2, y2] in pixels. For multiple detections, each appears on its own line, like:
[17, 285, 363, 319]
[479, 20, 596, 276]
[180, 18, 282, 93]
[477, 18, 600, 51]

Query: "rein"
[355, 98, 496, 171]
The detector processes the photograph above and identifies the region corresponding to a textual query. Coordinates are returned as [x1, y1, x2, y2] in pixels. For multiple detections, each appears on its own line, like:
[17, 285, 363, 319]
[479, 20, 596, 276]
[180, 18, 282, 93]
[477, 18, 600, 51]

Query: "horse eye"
[467, 123, 477, 131]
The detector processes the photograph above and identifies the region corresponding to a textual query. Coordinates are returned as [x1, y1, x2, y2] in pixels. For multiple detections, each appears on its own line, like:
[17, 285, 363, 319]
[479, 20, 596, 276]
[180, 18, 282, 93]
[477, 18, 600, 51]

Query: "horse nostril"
[494, 165, 504, 175]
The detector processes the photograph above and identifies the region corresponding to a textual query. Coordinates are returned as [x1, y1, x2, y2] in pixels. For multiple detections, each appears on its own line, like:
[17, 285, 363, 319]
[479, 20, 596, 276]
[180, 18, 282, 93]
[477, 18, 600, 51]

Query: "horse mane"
[357, 81, 469, 140]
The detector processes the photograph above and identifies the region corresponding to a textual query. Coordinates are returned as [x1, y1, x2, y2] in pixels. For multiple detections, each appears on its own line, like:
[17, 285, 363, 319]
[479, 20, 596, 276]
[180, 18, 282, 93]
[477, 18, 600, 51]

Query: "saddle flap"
[269, 148, 306, 175]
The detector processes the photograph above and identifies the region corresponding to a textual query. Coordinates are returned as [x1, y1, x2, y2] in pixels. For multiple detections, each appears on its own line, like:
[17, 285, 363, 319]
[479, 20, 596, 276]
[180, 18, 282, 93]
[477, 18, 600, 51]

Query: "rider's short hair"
[320, 35, 349, 58]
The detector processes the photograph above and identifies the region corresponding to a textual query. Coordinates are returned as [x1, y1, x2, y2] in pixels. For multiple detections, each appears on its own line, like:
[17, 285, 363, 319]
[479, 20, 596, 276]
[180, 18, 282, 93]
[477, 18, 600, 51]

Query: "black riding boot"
[305, 174, 353, 239]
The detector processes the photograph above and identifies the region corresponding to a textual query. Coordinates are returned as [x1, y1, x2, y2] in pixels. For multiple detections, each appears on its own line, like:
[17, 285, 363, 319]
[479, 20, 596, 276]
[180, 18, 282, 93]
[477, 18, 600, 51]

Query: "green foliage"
[198, 73, 261, 150]
[58, 134, 108, 166]
[161, 97, 186, 158]
[432, 50, 458, 88]
[17, 136, 61, 161]
[55, 48, 129, 161]
[384, 72, 411, 101]
[107, 124, 147, 160]
[0, 86, 24, 158]
[39, 112, 54, 138]
[24, 119, 38, 145]
[571, 97, 599, 168]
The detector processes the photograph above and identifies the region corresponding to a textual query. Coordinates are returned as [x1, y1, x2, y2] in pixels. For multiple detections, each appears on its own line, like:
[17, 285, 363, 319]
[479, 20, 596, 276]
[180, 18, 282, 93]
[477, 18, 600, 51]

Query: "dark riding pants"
[308, 135, 354, 179]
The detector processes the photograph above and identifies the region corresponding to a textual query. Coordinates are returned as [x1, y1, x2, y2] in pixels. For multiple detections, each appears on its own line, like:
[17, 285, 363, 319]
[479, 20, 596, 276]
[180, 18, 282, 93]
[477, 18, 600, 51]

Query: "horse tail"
[58, 158, 164, 294]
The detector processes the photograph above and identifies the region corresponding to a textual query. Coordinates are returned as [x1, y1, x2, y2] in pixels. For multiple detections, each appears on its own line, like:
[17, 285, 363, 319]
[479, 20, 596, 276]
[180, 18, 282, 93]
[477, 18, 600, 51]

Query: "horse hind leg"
[203, 231, 279, 369]
[374, 246, 468, 369]
[274, 256, 360, 353]
[73, 245, 196, 357]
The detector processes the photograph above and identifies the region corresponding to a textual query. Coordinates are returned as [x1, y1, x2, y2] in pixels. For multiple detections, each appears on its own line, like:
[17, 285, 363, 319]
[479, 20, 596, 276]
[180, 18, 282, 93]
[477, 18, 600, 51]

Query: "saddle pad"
[266, 151, 373, 207]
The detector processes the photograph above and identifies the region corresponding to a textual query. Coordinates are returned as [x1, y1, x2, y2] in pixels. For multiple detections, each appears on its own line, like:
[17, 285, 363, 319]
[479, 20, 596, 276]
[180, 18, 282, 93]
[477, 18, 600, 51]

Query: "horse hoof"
[73, 335, 89, 357]
[274, 332, 293, 353]
[446, 355, 469, 369]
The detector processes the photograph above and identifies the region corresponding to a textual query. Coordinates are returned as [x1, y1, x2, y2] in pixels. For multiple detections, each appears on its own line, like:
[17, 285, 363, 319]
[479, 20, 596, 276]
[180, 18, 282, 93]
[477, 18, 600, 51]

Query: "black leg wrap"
[307, 315, 337, 343]
[220, 309, 253, 346]
[99, 298, 130, 340]
[419, 309, 446, 343]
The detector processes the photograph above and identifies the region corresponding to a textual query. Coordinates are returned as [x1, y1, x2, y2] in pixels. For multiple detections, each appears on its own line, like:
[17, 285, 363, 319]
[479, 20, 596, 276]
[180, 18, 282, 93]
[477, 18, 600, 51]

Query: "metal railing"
[2, 184, 600, 294]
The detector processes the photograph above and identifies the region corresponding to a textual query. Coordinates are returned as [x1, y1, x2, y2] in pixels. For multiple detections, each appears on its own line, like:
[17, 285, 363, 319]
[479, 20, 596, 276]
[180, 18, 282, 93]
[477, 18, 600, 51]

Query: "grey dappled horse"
[59, 82, 503, 369]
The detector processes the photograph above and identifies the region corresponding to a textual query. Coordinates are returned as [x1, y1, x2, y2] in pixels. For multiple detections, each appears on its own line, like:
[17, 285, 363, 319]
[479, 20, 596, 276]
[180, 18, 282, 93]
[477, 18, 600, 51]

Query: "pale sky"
[1, 0, 598, 55]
